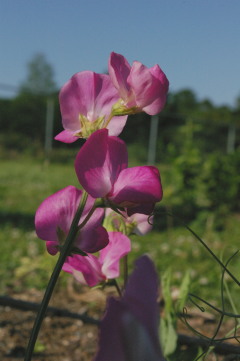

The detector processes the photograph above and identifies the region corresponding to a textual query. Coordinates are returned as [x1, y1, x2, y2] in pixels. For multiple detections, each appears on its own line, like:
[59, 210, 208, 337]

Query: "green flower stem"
[113, 279, 122, 297]
[103, 112, 114, 129]
[123, 254, 128, 289]
[24, 191, 89, 361]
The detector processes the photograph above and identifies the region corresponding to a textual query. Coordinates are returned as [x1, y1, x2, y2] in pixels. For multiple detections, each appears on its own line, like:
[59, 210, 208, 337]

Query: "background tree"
[19, 53, 57, 95]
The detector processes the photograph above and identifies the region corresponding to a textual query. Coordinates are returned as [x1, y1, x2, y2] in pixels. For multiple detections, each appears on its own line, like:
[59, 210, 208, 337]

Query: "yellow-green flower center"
[75, 114, 106, 138]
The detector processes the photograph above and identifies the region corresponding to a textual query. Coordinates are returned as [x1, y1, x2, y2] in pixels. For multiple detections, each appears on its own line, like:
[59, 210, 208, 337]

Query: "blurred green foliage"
[0, 87, 239, 300]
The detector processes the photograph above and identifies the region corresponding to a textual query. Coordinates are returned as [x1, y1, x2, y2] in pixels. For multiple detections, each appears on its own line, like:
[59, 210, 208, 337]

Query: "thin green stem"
[113, 279, 122, 297]
[103, 113, 113, 129]
[185, 224, 240, 287]
[24, 191, 89, 361]
[123, 254, 128, 289]
[160, 210, 240, 287]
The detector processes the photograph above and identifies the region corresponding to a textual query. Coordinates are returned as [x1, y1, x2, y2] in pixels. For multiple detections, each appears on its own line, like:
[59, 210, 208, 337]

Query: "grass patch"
[0, 155, 239, 308]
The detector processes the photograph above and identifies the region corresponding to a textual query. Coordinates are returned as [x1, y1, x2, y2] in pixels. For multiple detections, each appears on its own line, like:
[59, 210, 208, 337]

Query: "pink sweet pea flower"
[62, 231, 131, 287]
[94, 256, 166, 361]
[105, 208, 153, 236]
[108, 52, 169, 116]
[55, 71, 127, 143]
[75, 129, 162, 216]
[35, 186, 108, 255]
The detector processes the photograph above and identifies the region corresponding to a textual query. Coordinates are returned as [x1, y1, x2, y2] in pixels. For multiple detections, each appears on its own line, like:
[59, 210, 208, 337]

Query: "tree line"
[0, 54, 239, 227]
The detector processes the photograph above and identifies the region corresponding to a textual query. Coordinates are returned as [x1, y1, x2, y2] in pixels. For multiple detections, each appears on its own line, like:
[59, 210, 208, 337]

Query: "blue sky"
[0, 0, 239, 107]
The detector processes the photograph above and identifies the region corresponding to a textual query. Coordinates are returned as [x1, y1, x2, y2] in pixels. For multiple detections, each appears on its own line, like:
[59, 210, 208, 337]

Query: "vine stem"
[24, 191, 89, 361]
[123, 254, 128, 289]
[160, 210, 240, 287]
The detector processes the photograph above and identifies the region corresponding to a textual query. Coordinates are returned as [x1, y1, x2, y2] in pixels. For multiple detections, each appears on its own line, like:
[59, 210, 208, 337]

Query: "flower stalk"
[24, 191, 89, 361]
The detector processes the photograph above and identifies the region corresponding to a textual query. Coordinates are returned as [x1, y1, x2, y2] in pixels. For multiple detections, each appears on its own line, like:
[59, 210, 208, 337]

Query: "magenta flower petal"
[108, 52, 169, 116]
[35, 185, 108, 254]
[63, 254, 104, 287]
[94, 256, 165, 361]
[123, 256, 161, 348]
[110, 166, 162, 207]
[54, 130, 78, 143]
[128, 62, 169, 115]
[35, 186, 82, 244]
[126, 203, 156, 217]
[62, 232, 130, 286]
[79, 208, 109, 253]
[46, 241, 59, 255]
[129, 213, 153, 235]
[99, 232, 131, 279]
[57, 71, 127, 141]
[108, 52, 131, 100]
[75, 129, 128, 198]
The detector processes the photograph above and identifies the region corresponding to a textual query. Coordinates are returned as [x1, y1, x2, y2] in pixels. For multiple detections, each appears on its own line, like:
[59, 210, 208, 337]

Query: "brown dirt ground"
[1, 281, 240, 361]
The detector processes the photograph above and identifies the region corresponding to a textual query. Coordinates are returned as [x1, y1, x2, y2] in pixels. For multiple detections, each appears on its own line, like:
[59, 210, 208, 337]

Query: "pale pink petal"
[129, 213, 153, 235]
[91, 73, 121, 121]
[59, 71, 123, 139]
[142, 65, 169, 115]
[63, 254, 104, 287]
[106, 115, 128, 136]
[54, 130, 79, 143]
[109, 52, 169, 116]
[108, 52, 131, 100]
[99, 232, 131, 279]
[59, 71, 93, 132]
[110, 166, 162, 207]
[127, 62, 168, 115]
[75, 129, 128, 198]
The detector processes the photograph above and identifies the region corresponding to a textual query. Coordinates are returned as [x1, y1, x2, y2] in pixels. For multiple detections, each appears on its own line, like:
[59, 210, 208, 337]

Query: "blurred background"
[0, 0, 240, 303]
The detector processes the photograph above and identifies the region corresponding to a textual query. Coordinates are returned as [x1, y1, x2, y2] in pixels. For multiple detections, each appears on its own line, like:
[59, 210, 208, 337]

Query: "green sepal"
[111, 100, 140, 116]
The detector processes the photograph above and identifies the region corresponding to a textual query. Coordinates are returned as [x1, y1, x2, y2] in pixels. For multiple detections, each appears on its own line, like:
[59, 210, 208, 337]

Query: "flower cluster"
[34, 51, 169, 360]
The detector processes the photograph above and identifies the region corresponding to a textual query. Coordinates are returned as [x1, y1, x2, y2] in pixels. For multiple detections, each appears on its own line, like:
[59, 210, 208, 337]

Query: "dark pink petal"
[75, 206, 109, 253]
[79, 223, 109, 253]
[46, 241, 59, 255]
[35, 186, 107, 254]
[110, 166, 162, 208]
[75, 129, 128, 198]
[99, 232, 131, 279]
[54, 130, 79, 143]
[126, 203, 155, 216]
[108, 52, 131, 101]
[123, 256, 161, 350]
[94, 256, 165, 361]
[35, 186, 82, 244]
[93, 299, 129, 361]
[63, 254, 104, 287]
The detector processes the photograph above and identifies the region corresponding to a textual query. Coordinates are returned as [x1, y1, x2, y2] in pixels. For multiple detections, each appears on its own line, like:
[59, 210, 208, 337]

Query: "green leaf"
[160, 315, 178, 356]
[176, 270, 191, 312]
[161, 268, 173, 315]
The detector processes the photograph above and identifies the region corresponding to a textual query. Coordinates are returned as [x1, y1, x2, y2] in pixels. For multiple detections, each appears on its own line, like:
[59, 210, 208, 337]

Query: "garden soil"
[0, 282, 240, 361]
